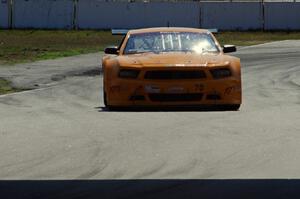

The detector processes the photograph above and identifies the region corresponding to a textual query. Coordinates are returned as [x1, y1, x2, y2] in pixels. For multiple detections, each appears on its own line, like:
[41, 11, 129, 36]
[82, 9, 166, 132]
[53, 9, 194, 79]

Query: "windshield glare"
[124, 32, 219, 54]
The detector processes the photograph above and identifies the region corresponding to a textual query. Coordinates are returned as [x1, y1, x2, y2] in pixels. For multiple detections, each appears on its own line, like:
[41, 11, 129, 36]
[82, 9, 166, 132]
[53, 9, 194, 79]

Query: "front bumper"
[105, 78, 241, 107]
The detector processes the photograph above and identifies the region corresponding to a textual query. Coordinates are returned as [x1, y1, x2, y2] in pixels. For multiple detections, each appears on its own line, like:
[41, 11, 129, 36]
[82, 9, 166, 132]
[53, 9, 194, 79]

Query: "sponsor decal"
[166, 86, 185, 94]
[145, 85, 160, 93]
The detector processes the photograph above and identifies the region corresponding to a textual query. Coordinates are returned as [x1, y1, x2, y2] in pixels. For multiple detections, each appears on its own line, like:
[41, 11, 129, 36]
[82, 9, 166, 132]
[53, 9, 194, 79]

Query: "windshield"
[123, 32, 220, 54]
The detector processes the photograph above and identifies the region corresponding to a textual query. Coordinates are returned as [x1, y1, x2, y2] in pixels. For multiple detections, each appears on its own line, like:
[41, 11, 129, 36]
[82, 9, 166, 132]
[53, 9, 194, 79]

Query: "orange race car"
[102, 27, 241, 110]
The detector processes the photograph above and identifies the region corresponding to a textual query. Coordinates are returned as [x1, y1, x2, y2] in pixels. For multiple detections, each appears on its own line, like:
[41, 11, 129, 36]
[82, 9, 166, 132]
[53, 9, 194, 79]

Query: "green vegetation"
[1, 30, 300, 65]
[0, 30, 123, 65]
[216, 31, 300, 46]
[0, 78, 25, 95]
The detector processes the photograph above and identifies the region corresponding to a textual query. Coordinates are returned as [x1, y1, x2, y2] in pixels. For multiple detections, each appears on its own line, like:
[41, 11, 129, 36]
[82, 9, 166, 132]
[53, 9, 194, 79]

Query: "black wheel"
[103, 91, 116, 111]
[103, 91, 108, 107]
[225, 104, 241, 111]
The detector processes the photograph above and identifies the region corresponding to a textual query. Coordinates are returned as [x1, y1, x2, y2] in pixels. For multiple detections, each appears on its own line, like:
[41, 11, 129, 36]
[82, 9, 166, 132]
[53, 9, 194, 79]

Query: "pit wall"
[13, 0, 74, 29]
[0, 0, 9, 28]
[264, 3, 300, 30]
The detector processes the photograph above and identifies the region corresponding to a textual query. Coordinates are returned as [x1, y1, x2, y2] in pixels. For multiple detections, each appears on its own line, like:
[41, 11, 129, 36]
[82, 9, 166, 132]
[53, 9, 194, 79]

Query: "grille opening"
[149, 93, 203, 102]
[206, 94, 221, 100]
[145, 70, 206, 80]
[119, 69, 140, 79]
[210, 68, 232, 79]
[129, 95, 145, 101]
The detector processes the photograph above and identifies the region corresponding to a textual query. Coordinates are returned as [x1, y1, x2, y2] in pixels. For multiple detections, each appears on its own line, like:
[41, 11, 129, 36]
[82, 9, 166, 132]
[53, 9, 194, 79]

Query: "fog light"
[210, 68, 232, 79]
[206, 94, 221, 100]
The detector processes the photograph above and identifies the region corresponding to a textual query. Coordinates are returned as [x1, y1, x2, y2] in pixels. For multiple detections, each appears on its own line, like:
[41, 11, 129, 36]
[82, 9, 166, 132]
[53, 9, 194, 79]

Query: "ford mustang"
[102, 27, 241, 110]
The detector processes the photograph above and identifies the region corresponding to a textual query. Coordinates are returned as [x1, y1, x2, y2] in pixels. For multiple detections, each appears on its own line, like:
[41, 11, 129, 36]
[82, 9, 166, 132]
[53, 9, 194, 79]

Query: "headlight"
[210, 68, 232, 79]
[119, 69, 140, 79]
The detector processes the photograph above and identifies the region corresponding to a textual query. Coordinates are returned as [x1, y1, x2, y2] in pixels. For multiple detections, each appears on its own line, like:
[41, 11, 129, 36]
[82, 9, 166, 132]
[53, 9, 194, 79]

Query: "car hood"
[116, 52, 239, 68]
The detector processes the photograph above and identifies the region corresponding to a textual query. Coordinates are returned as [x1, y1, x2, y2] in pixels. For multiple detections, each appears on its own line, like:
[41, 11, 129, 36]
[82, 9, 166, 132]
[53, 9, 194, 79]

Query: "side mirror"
[223, 45, 236, 53]
[104, 46, 119, 55]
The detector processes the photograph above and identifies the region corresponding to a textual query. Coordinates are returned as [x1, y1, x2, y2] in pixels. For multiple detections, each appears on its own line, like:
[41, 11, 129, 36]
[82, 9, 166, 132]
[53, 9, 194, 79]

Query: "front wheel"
[103, 91, 115, 111]
[103, 91, 108, 107]
[224, 104, 241, 111]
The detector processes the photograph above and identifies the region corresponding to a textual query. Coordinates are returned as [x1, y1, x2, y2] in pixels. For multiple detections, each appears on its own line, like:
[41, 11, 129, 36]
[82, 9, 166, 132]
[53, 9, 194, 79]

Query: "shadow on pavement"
[0, 179, 299, 199]
[97, 106, 240, 112]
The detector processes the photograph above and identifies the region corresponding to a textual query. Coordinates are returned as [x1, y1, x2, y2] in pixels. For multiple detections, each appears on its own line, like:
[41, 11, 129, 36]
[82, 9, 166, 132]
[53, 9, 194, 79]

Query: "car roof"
[128, 27, 210, 34]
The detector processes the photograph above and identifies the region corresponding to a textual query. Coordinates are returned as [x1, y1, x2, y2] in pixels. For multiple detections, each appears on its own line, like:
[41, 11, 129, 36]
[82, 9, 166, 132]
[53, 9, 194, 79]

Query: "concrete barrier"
[77, 1, 200, 29]
[13, 0, 74, 29]
[0, 0, 9, 29]
[265, 3, 300, 30]
[3, 1, 300, 30]
[200, 2, 263, 30]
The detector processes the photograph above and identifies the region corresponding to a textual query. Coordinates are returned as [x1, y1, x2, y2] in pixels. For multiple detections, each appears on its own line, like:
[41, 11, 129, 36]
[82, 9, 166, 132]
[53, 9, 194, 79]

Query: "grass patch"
[0, 78, 25, 95]
[216, 31, 300, 46]
[1, 30, 300, 65]
[0, 30, 123, 65]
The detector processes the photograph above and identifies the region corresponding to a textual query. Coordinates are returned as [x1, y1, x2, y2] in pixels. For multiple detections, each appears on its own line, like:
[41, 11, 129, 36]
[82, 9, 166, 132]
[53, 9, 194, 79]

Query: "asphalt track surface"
[0, 41, 300, 191]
